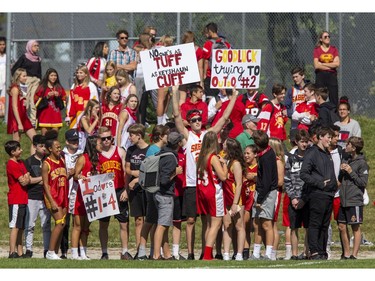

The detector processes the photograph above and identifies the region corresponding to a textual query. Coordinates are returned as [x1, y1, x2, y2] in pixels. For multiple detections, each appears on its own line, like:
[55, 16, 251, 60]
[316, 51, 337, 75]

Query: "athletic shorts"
[252, 189, 277, 220]
[73, 186, 86, 216]
[332, 196, 341, 221]
[128, 188, 146, 218]
[273, 190, 283, 222]
[99, 187, 129, 223]
[173, 195, 186, 222]
[244, 190, 255, 212]
[182, 186, 197, 218]
[337, 205, 363, 225]
[282, 194, 291, 227]
[145, 191, 158, 224]
[9, 204, 27, 229]
[154, 193, 174, 227]
[288, 201, 310, 229]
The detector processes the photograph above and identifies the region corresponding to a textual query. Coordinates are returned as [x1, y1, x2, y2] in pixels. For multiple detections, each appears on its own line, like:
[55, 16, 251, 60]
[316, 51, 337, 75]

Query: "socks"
[157, 116, 164, 125]
[172, 244, 179, 257]
[253, 243, 261, 258]
[71, 247, 78, 258]
[138, 244, 146, 257]
[122, 248, 128, 255]
[285, 244, 292, 260]
[270, 249, 277, 260]
[203, 246, 213, 260]
[80, 246, 87, 258]
[265, 245, 273, 259]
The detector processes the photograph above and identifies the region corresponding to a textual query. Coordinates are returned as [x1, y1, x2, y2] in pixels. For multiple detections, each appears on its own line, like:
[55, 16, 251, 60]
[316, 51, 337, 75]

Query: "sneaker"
[120, 252, 133, 260]
[248, 254, 260, 260]
[71, 255, 82, 260]
[163, 256, 176, 260]
[243, 251, 250, 261]
[150, 256, 163, 260]
[81, 256, 91, 260]
[100, 253, 109, 260]
[23, 250, 32, 258]
[223, 253, 230, 261]
[173, 254, 186, 260]
[350, 255, 357, 260]
[214, 253, 223, 260]
[290, 255, 299, 260]
[199, 253, 203, 260]
[187, 253, 195, 260]
[136, 255, 148, 260]
[341, 255, 350, 260]
[362, 239, 373, 246]
[235, 254, 243, 261]
[46, 251, 61, 260]
[309, 254, 323, 260]
[43, 250, 48, 259]
[60, 254, 67, 259]
[8, 252, 20, 259]
[298, 253, 308, 260]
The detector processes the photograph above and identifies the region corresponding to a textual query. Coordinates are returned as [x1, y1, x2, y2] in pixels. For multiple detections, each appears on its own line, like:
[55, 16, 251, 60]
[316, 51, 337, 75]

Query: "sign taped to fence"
[140, 42, 200, 91]
[78, 173, 119, 222]
[210, 49, 262, 89]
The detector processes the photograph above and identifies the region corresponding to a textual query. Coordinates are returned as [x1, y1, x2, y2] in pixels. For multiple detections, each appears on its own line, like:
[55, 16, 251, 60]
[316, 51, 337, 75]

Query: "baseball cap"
[168, 132, 184, 145]
[65, 129, 79, 141]
[242, 114, 259, 124]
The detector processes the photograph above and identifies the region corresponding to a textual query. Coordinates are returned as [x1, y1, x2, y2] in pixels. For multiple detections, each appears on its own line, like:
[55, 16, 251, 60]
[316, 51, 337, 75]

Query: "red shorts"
[196, 185, 224, 217]
[273, 190, 283, 222]
[282, 194, 290, 227]
[74, 186, 87, 216]
[245, 190, 255, 212]
[333, 196, 341, 221]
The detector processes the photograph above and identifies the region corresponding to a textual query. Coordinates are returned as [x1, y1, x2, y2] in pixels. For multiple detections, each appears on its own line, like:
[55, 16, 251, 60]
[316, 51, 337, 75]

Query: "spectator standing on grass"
[42, 138, 68, 260]
[236, 114, 259, 151]
[86, 41, 109, 93]
[196, 131, 228, 261]
[7, 68, 37, 155]
[98, 126, 130, 260]
[11, 40, 42, 128]
[300, 126, 337, 260]
[315, 87, 339, 127]
[71, 135, 101, 260]
[171, 85, 238, 260]
[108, 29, 137, 81]
[34, 68, 66, 136]
[5, 140, 30, 258]
[313, 31, 340, 106]
[125, 124, 150, 258]
[24, 135, 51, 259]
[117, 94, 139, 152]
[152, 132, 184, 260]
[338, 136, 369, 260]
[284, 129, 310, 260]
[250, 130, 278, 260]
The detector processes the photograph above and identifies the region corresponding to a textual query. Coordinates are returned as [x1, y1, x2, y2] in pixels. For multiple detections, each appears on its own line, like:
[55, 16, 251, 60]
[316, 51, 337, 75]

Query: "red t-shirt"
[313, 45, 339, 74]
[180, 98, 208, 127]
[6, 159, 28, 205]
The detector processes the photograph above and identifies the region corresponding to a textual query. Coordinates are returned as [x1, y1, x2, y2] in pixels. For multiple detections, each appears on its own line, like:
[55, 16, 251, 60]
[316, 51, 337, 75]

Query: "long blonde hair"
[269, 138, 285, 165]
[74, 64, 91, 88]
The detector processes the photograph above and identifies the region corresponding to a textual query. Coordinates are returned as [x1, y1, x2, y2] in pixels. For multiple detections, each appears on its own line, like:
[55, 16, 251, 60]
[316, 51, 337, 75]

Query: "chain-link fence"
[7, 12, 375, 116]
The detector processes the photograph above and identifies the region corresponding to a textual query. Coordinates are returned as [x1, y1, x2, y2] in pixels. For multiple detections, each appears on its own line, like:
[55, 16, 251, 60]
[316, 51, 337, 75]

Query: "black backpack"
[208, 38, 229, 69]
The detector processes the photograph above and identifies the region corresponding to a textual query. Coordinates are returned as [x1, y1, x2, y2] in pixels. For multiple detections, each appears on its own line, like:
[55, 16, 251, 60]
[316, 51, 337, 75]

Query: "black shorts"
[128, 188, 146, 218]
[145, 191, 158, 224]
[173, 195, 186, 222]
[288, 202, 309, 229]
[99, 187, 129, 223]
[182, 186, 197, 218]
[9, 204, 28, 229]
[337, 205, 363, 225]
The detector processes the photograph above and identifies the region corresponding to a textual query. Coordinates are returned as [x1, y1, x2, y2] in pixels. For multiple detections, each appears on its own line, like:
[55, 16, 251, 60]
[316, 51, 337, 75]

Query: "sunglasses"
[190, 117, 202, 123]
[119, 36, 128, 40]
[323, 35, 330, 39]
[101, 136, 112, 141]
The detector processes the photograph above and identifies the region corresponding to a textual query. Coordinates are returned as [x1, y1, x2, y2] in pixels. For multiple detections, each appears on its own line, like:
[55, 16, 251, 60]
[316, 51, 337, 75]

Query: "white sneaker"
[81, 255, 90, 260]
[71, 255, 82, 260]
[46, 251, 61, 260]
[223, 253, 230, 261]
[235, 254, 243, 261]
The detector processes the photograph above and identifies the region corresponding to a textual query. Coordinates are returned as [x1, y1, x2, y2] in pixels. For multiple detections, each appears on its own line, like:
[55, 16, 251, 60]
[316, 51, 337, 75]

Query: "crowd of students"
[3, 22, 369, 261]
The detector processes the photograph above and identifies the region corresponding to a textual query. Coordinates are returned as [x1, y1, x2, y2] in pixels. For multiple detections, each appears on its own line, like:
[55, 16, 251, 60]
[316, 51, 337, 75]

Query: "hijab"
[25, 40, 41, 62]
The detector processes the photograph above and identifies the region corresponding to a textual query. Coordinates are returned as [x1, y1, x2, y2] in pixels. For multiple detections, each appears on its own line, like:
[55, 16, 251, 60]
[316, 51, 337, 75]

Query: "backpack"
[329, 107, 340, 124]
[209, 38, 229, 69]
[138, 152, 178, 193]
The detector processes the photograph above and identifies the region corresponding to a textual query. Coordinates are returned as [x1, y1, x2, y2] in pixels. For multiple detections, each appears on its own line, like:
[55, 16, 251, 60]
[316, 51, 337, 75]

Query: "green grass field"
[0, 116, 375, 269]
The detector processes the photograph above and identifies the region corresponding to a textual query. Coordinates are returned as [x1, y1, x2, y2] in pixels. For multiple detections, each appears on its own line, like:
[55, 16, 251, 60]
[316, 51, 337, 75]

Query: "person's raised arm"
[171, 85, 189, 139]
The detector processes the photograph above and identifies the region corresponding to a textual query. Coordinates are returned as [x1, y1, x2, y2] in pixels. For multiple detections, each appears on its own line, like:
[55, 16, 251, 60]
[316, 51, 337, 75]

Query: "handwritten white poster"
[79, 173, 119, 222]
[140, 42, 200, 91]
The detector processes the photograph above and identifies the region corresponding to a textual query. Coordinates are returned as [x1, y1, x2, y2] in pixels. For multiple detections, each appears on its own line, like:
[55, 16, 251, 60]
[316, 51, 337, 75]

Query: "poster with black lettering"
[140, 42, 200, 91]
[210, 49, 262, 89]
[78, 173, 119, 222]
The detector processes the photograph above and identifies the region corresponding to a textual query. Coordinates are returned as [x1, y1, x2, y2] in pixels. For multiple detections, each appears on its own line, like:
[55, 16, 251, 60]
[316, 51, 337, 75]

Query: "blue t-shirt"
[145, 144, 161, 157]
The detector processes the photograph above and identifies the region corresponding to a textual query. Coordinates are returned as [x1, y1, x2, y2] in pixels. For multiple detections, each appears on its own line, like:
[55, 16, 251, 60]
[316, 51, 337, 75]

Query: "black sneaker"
[100, 253, 109, 260]
[8, 252, 20, 259]
[350, 255, 357, 260]
[136, 255, 148, 260]
[187, 253, 195, 260]
[23, 250, 33, 258]
[214, 253, 223, 260]
[120, 252, 133, 260]
[60, 254, 67, 259]
[44, 250, 48, 259]
[290, 255, 299, 260]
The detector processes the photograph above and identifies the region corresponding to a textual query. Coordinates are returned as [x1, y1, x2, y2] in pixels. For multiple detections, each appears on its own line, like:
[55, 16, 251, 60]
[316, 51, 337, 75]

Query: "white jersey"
[184, 130, 207, 187]
[119, 107, 136, 151]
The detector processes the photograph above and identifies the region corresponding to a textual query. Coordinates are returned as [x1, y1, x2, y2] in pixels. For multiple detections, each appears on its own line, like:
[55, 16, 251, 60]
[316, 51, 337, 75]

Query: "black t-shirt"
[125, 144, 149, 191]
[24, 155, 44, 201]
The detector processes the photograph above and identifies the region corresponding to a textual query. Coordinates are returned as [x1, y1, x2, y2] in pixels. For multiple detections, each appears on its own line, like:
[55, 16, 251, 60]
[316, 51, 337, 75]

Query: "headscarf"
[25, 40, 41, 62]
